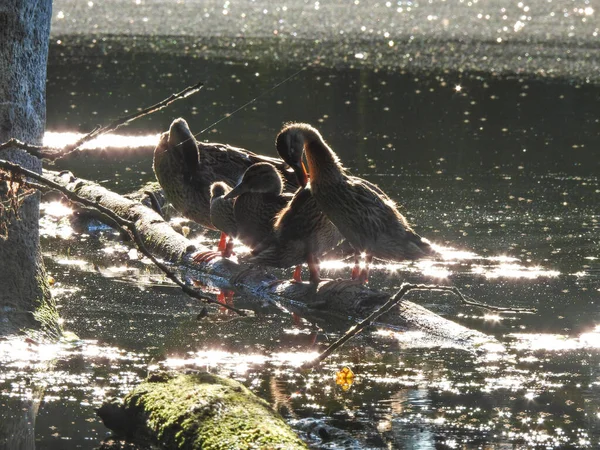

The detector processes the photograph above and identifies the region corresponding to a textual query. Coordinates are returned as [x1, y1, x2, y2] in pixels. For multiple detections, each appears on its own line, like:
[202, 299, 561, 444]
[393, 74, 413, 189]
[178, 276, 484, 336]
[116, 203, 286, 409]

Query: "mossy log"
[97, 372, 307, 450]
[45, 170, 497, 351]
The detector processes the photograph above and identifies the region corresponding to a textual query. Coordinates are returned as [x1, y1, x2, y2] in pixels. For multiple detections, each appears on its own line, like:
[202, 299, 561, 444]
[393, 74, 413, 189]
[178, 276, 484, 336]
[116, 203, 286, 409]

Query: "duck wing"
[317, 176, 405, 251]
[344, 177, 435, 260]
[235, 193, 292, 249]
[210, 196, 237, 237]
[201, 143, 299, 191]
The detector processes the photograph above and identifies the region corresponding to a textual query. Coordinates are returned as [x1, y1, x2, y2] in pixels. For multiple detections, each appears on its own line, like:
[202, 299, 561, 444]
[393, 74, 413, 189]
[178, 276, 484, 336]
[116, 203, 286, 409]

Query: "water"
[3, 10, 600, 450]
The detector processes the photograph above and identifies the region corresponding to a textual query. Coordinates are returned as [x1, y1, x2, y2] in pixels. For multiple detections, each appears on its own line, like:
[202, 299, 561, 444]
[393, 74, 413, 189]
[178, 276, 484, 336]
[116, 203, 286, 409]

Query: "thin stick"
[0, 138, 43, 158]
[0, 81, 204, 160]
[195, 67, 307, 137]
[0, 159, 245, 316]
[303, 283, 535, 368]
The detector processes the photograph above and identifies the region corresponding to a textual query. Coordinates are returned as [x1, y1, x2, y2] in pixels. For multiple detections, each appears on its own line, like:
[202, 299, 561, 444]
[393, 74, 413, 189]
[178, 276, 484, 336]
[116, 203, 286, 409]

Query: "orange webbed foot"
[193, 251, 222, 263]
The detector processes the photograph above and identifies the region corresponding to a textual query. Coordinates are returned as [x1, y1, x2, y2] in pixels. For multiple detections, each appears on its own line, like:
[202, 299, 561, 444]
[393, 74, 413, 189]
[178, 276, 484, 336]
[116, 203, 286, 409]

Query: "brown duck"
[153, 117, 298, 230]
[223, 162, 293, 249]
[276, 122, 436, 282]
[249, 132, 343, 285]
[208, 182, 237, 257]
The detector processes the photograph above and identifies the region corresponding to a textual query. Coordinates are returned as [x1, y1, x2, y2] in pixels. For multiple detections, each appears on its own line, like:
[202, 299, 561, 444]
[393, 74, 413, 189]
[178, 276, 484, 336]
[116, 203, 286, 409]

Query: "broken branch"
[0, 81, 204, 160]
[304, 282, 534, 368]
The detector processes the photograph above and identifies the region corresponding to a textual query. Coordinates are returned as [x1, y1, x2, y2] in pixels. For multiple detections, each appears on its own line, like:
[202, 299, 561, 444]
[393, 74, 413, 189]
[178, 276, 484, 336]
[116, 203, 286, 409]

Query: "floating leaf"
[336, 366, 354, 391]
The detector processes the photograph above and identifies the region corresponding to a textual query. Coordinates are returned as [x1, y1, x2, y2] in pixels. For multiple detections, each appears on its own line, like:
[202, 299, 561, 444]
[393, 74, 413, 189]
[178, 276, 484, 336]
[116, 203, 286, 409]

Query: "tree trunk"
[0, 3, 59, 448]
[0, 0, 59, 338]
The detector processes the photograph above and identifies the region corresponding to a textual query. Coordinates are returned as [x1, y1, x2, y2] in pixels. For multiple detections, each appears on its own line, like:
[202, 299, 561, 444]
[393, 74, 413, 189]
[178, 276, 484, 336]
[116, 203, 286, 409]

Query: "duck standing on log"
[223, 162, 293, 249]
[152, 118, 298, 252]
[249, 132, 344, 285]
[276, 122, 437, 283]
[208, 182, 237, 257]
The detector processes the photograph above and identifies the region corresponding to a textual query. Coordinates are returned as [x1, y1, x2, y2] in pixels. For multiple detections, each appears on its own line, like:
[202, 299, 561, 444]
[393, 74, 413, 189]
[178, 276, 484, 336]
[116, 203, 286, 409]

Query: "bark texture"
[0, 0, 59, 337]
[0, 2, 58, 450]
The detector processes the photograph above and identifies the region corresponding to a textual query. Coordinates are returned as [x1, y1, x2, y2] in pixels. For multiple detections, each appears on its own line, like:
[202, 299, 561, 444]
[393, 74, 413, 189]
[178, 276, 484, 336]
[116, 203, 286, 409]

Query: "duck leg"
[307, 254, 321, 285]
[350, 252, 361, 280]
[292, 265, 303, 283]
[223, 236, 235, 257]
[358, 254, 373, 284]
[217, 232, 228, 252]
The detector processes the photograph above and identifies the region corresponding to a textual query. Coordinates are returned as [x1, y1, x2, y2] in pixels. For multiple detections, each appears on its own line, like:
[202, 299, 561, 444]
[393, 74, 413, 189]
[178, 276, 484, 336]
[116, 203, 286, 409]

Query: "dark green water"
[1, 39, 599, 449]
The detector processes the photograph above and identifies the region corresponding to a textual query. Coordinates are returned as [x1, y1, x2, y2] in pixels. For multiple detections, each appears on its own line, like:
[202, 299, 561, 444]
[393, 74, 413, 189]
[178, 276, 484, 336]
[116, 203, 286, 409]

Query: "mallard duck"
[153, 118, 298, 230]
[277, 123, 436, 283]
[224, 162, 293, 249]
[209, 182, 237, 257]
[249, 134, 343, 285]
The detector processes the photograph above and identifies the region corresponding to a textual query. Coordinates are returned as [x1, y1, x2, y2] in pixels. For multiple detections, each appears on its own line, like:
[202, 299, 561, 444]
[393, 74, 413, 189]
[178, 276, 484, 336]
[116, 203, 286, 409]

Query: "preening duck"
[249, 131, 343, 285]
[276, 122, 436, 282]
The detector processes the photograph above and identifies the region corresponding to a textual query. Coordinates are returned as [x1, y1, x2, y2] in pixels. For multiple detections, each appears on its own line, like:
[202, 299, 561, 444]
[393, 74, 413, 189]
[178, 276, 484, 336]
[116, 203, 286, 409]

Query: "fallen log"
[96, 372, 307, 450]
[44, 169, 499, 352]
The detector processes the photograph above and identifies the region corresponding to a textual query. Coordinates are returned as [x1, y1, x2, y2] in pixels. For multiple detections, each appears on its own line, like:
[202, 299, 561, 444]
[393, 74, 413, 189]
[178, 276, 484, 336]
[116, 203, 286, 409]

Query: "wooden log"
[45, 170, 498, 352]
[96, 372, 307, 450]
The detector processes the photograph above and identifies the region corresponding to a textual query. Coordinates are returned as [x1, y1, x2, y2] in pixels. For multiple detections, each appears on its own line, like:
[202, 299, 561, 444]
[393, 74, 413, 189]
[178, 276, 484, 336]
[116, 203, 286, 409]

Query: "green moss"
[122, 373, 306, 450]
[31, 268, 62, 340]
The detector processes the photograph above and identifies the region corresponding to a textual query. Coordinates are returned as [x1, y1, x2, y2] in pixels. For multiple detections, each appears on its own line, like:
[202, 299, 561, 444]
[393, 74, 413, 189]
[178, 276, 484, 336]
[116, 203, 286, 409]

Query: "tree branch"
[303, 283, 535, 368]
[0, 158, 246, 316]
[0, 81, 204, 160]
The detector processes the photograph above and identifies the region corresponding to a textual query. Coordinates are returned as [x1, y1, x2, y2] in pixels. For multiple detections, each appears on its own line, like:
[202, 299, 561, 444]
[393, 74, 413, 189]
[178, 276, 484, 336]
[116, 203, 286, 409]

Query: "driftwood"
[45, 169, 498, 352]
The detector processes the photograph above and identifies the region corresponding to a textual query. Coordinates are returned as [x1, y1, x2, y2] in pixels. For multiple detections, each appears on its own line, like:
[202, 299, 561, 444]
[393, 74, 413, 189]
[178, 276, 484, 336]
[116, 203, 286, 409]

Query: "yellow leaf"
[336, 366, 354, 391]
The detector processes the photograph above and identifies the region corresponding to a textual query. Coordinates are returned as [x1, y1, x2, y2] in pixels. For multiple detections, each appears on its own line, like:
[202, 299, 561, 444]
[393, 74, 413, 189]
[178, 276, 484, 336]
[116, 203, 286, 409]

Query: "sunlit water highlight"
[43, 131, 159, 150]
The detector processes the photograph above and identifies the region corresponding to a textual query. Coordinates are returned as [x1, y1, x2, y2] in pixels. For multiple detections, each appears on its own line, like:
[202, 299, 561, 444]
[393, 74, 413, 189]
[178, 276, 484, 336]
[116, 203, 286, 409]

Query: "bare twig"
[0, 138, 44, 158]
[0, 81, 204, 160]
[303, 283, 534, 368]
[0, 158, 245, 316]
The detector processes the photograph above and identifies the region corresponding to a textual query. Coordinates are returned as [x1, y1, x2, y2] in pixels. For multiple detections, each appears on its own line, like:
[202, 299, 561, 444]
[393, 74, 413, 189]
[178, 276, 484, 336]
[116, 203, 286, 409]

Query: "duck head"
[276, 124, 310, 187]
[155, 118, 200, 177]
[224, 162, 284, 200]
[210, 181, 232, 200]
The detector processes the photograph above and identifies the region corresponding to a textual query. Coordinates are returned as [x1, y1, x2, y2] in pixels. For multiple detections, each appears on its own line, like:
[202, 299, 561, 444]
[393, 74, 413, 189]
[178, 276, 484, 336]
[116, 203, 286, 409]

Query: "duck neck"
[304, 136, 344, 185]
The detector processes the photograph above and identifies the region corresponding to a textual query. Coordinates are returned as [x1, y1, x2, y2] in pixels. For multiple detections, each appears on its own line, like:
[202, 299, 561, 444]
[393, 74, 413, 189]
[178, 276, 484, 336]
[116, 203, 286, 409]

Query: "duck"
[249, 132, 344, 285]
[208, 182, 237, 257]
[223, 162, 293, 249]
[276, 122, 436, 283]
[152, 117, 298, 230]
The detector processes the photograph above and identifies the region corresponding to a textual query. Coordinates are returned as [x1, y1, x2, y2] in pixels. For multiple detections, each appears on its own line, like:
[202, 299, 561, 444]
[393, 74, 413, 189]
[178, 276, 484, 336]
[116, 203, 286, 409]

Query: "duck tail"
[405, 232, 439, 260]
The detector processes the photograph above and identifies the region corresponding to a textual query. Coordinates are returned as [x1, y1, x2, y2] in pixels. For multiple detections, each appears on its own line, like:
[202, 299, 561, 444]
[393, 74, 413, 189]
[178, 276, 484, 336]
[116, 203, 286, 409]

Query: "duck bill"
[223, 183, 249, 200]
[291, 161, 309, 188]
